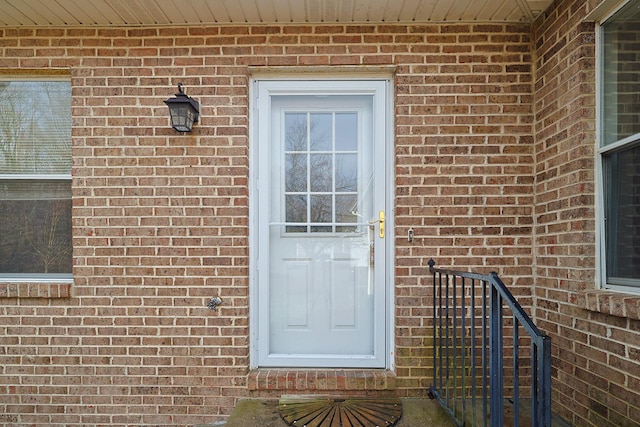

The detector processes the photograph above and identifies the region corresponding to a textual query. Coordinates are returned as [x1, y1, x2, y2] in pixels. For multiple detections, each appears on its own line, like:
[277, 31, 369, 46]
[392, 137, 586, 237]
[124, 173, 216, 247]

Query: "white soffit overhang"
[0, 0, 554, 27]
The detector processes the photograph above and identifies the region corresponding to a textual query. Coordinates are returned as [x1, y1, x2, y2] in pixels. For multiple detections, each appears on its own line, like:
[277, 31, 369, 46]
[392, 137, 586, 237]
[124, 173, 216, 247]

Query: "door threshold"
[248, 368, 396, 393]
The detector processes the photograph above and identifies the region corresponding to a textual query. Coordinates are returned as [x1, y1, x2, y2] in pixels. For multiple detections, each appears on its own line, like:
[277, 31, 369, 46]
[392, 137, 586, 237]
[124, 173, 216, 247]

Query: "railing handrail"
[428, 259, 552, 427]
[430, 262, 546, 344]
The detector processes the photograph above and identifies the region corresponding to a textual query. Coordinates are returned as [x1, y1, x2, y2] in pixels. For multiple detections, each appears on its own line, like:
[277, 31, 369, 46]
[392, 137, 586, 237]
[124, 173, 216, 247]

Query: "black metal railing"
[428, 259, 551, 427]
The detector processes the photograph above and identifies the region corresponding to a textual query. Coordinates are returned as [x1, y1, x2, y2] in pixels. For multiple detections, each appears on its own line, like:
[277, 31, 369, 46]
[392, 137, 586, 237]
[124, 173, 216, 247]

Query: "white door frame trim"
[248, 72, 395, 370]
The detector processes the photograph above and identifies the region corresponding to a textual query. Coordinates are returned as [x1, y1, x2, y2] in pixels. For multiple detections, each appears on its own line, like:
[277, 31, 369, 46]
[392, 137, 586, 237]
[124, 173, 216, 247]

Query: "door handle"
[368, 210, 385, 239]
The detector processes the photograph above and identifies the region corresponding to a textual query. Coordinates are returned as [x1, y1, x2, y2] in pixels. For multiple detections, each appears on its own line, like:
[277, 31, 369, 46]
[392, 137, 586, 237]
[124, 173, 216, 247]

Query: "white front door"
[254, 80, 389, 368]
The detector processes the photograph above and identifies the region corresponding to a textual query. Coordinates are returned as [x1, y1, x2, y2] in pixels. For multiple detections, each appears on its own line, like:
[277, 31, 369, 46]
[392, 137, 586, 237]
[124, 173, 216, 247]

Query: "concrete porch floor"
[213, 397, 456, 427]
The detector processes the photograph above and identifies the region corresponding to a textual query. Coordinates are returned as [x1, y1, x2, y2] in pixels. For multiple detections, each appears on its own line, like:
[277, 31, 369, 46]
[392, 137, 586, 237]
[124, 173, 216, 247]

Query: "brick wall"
[0, 23, 535, 425]
[392, 24, 535, 392]
[533, 0, 640, 425]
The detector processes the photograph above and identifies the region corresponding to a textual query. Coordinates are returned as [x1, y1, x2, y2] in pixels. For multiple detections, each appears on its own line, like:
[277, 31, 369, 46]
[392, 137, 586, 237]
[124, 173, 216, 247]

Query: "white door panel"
[255, 80, 388, 368]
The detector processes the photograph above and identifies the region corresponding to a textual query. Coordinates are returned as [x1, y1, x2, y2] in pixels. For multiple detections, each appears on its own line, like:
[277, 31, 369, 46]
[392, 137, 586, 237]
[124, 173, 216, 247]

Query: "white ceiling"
[0, 0, 553, 27]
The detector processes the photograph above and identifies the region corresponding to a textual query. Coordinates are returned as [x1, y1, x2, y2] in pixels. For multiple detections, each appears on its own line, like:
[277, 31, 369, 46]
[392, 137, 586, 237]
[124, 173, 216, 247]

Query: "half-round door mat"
[278, 394, 402, 427]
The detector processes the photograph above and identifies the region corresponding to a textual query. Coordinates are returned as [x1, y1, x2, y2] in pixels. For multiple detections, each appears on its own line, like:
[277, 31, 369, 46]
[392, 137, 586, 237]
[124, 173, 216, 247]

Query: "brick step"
[247, 369, 397, 394]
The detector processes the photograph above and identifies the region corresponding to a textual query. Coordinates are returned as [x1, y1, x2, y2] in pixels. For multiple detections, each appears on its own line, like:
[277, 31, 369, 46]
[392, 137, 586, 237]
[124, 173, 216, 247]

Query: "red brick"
[0, 10, 630, 427]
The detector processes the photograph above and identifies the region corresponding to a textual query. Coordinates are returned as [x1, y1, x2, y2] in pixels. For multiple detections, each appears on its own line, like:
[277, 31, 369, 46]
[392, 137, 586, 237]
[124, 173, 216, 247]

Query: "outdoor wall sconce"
[164, 83, 199, 132]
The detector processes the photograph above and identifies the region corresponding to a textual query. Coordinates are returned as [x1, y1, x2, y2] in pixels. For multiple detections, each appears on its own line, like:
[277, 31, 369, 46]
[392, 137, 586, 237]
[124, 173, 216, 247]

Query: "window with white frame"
[0, 79, 72, 281]
[599, 0, 640, 291]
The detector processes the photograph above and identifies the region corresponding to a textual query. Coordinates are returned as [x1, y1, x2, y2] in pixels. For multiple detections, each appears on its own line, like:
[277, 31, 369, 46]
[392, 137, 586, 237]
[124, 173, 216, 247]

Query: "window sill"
[578, 290, 640, 320]
[0, 282, 72, 299]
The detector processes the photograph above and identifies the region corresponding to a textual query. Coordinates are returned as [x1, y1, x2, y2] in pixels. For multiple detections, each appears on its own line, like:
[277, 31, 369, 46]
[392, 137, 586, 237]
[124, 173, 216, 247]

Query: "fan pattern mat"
[278, 395, 402, 427]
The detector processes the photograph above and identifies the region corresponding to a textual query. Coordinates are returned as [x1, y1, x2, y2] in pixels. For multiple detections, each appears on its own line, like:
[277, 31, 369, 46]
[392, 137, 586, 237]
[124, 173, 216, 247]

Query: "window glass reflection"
[311, 113, 332, 151]
[285, 154, 307, 192]
[310, 154, 332, 192]
[285, 113, 307, 151]
[336, 113, 357, 151]
[336, 154, 357, 192]
[285, 194, 307, 232]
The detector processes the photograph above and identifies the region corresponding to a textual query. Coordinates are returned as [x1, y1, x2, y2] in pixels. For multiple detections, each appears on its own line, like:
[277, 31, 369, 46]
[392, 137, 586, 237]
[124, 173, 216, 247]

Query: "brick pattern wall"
[0, 23, 534, 425]
[392, 23, 535, 392]
[534, 0, 640, 425]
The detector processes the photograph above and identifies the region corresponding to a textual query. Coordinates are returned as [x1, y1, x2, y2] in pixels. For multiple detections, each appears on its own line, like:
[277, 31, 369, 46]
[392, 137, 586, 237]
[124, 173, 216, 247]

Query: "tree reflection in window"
[284, 111, 359, 233]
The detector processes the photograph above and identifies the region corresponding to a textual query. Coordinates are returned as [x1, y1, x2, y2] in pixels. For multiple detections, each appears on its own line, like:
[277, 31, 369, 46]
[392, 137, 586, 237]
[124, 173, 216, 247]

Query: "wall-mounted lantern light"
[164, 83, 200, 132]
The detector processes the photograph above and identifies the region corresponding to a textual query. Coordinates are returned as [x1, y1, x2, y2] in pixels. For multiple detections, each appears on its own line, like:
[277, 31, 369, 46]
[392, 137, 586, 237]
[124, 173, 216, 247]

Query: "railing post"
[489, 275, 503, 427]
[429, 258, 437, 398]
[539, 335, 552, 427]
